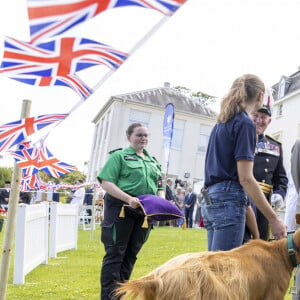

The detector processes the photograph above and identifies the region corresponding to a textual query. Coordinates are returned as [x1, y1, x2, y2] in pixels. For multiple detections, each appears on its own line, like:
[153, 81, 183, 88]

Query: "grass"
[0, 223, 295, 299]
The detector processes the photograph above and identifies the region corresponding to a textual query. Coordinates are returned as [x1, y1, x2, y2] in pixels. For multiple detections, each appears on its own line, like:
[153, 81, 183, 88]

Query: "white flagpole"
[70, 14, 171, 112]
[24, 15, 172, 159]
[21, 10, 182, 164]
[43, 14, 172, 135]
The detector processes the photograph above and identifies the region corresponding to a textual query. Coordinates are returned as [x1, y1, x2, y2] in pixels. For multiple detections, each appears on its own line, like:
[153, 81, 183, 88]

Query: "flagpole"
[0, 99, 31, 300]
[92, 15, 171, 93]
[30, 14, 172, 147]
[14, 15, 176, 175]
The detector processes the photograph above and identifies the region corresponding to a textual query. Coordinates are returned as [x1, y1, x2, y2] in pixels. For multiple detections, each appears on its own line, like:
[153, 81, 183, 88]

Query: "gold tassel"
[119, 205, 125, 218]
[142, 216, 148, 228]
[182, 218, 187, 230]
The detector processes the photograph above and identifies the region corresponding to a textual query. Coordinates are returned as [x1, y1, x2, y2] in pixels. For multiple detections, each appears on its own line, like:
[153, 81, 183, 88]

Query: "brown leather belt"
[257, 181, 273, 194]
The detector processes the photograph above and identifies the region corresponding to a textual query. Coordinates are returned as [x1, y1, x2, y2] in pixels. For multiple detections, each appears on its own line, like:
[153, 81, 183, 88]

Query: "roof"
[93, 86, 216, 122]
[272, 70, 300, 101]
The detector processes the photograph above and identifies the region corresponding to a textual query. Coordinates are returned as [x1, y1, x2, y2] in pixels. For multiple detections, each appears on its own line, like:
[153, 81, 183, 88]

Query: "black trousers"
[185, 207, 194, 228]
[244, 193, 270, 242]
[100, 207, 151, 300]
[256, 207, 269, 241]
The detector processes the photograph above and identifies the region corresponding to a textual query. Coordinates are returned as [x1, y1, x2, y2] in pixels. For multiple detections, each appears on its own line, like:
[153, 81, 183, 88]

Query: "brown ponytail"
[217, 74, 265, 123]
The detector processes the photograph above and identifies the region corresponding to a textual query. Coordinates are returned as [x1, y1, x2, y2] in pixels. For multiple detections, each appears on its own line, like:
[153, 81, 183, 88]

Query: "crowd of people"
[0, 179, 104, 215]
[0, 181, 32, 206]
[164, 178, 204, 228]
[3, 74, 300, 299]
[94, 74, 300, 299]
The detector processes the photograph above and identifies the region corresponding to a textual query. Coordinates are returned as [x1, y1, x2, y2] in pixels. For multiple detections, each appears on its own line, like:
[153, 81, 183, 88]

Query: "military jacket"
[97, 146, 163, 196]
[253, 134, 288, 198]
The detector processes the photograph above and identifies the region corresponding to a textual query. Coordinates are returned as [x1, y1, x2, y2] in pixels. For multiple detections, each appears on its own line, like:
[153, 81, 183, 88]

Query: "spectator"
[165, 178, 173, 201]
[0, 181, 10, 206]
[19, 191, 31, 204]
[70, 179, 85, 209]
[184, 186, 196, 228]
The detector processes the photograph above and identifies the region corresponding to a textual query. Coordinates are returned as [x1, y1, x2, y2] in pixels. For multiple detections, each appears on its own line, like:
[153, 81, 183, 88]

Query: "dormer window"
[277, 77, 286, 99]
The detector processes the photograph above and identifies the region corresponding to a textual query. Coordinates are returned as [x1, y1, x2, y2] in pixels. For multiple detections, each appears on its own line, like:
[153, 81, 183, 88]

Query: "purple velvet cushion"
[137, 194, 184, 221]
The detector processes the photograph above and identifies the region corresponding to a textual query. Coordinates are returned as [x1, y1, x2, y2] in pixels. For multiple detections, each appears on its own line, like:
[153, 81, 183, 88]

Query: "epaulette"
[265, 134, 282, 145]
[109, 148, 123, 154]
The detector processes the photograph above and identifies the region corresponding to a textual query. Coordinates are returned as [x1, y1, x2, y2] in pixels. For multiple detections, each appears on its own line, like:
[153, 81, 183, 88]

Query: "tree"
[174, 86, 216, 108]
[59, 170, 86, 184]
[0, 167, 13, 187]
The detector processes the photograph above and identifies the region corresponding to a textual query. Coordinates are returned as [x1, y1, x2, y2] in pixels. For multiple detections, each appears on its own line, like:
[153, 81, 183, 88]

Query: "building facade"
[87, 85, 216, 193]
[267, 70, 300, 172]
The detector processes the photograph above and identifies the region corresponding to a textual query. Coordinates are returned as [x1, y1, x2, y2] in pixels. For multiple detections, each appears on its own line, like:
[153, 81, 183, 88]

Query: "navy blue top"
[204, 112, 256, 187]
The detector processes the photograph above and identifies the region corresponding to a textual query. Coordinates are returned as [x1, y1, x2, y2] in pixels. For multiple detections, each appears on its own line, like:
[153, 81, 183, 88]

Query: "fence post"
[13, 205, 27, 284]
[49, 202, 58, 258]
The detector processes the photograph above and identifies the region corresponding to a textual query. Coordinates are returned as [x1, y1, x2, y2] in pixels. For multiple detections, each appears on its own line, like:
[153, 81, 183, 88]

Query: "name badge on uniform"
[124, 156, 138, 161]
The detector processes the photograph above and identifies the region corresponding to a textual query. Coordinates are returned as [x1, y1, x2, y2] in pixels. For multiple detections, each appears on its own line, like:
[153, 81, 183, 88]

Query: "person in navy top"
[202, 74, 286, 251]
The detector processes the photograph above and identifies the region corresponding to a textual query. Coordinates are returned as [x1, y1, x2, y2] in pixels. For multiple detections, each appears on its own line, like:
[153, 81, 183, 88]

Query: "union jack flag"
[10, 74, 93, 99]
[28, 0, 187, 43]
[0, 36, 128, 98]
[11, 141, 77, 179]
[10, 142, 40, 177]
[57, 182, 74, 190]
[0, 114, 69, 153]
[37, 143, 77, 178]
[21, 173, 41, 191]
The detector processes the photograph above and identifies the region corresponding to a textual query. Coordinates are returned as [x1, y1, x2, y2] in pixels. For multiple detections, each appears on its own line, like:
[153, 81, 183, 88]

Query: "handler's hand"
[269, 217, 287, 240]
[129, 197, 140, 209]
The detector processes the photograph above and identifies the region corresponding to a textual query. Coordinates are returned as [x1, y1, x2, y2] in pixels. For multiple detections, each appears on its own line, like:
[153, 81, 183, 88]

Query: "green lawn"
[0, 224, 295, 299]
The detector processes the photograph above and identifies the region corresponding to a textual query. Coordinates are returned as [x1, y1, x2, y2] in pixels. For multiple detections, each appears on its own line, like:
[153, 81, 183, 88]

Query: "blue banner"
[163, 103, 174, 173]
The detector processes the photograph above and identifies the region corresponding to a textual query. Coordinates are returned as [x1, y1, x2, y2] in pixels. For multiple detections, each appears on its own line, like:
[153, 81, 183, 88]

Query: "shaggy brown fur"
[115, 229, 300, 300]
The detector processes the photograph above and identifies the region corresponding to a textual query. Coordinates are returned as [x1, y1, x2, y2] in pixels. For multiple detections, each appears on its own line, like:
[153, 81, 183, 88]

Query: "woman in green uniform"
[97, 123, 164, 300]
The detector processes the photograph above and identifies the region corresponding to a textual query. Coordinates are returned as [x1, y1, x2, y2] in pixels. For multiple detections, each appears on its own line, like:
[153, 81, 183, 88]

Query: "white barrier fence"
[13, 203, 49, 284]
[49, 202, 79, 258]
[12, 202, 81, 284]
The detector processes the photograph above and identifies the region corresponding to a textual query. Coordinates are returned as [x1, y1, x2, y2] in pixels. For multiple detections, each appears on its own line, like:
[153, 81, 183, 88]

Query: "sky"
[1, 0, 300, 171]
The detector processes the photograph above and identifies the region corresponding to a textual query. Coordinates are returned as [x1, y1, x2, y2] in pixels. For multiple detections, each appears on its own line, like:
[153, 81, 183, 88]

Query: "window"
[198, 124, 212, 152]
[277, 104, 283, 117]
[171, 119, 185, 149]
[128, 109, 150, 127]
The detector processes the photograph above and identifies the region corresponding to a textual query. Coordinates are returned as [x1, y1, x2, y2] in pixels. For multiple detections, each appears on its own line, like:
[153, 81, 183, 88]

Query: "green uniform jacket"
[97, 146, 163, 196]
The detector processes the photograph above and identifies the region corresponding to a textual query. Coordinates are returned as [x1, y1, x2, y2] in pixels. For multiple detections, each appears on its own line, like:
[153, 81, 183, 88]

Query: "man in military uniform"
[246, 104, 288, 241]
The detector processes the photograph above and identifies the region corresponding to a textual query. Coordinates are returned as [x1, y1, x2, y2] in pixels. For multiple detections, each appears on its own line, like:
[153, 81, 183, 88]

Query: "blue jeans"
[201, 181, 247, 251]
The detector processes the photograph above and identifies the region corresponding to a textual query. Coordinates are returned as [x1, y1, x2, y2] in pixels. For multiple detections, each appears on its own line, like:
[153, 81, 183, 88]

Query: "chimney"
[164, 82, 171, 88]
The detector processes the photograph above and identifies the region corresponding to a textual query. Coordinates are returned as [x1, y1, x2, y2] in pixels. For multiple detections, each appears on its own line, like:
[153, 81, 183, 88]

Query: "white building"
[267, 70, 300, 172]
[87, 84, 216, 193]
